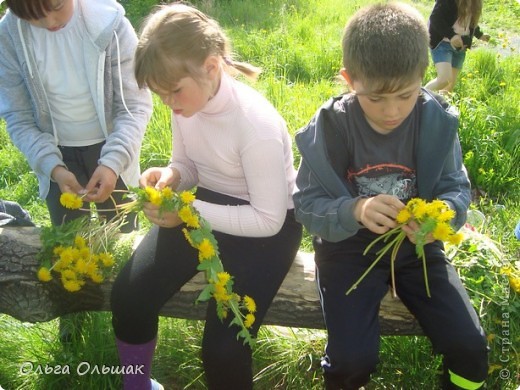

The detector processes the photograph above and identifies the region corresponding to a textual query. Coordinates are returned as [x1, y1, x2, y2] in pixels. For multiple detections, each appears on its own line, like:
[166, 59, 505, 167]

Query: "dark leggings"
[314, 230, 489, 390]
[111, 188, 302, 389]
[46, 142, 137, 232]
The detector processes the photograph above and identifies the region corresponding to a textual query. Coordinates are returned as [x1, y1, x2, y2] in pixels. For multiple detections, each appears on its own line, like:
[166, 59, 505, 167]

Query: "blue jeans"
[431, 41, 466, 69]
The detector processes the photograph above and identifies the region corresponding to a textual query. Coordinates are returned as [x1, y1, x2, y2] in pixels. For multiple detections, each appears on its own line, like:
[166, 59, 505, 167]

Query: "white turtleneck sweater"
[169, 72, 296, 238]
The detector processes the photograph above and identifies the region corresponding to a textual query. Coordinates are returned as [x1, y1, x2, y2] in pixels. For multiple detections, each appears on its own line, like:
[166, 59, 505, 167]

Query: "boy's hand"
[52, 165, 85, 196]
[83, 165, 117, 203]
[401, 220, 435, 245]
[354, 194, 404, 234]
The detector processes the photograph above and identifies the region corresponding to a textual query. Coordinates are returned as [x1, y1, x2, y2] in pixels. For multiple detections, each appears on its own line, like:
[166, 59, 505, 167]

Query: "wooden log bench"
[0, 226, 422, 335]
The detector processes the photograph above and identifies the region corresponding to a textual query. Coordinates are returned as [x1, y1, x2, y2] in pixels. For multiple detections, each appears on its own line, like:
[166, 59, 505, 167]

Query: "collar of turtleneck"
[199, 71, 235, 116]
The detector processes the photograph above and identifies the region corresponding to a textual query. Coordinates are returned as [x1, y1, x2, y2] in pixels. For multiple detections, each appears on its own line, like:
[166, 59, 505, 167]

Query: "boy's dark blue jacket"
[293, 88, 471, 243]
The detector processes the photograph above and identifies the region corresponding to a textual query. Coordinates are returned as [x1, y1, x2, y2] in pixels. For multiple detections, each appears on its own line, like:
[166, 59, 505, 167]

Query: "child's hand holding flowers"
[348, 197, 464, 298]
[120, 183, 257, 347]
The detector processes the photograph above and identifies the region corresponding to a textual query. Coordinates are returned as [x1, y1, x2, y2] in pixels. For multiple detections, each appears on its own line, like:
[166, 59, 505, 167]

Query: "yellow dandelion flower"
[59, 248, 75, 265]
[63, 280, 82, 292]
[437, 208, 455, 223]
[500, 266, 513, 276]
[145, 187, 163, 206]
[74, 235, 86, 248]
[37, 267, 53, 282]
[61, 269, 77, 280]
[182, 228, 195, 247]
[243, 295, 257, 313]
[53, 259, 64, 272]
[99, 252, 115, 267]
[412, 201, 428, 221]
[161, 186, 174, 200]
[185, 214, 200, 229]
[432, 222, 452, 241]
[60, 192, 83, 209]
[90, 272, 104, 284]
[86, 261, 99, 276]
[213, 284, 232, 302]
[448, 232, 464, 246]
[53, 245, 65, 255]
[180, 191, 196, 204]
[217, 272, 231, 285]
[198, 238, 216, 260]
[178, 206, 194, 223]
[396, 208, 412, 224]
[509, 277, 520, 294]
[74, 258, 88, 274]
[79, 246, 91, 259]
[244, 313, 255, 328]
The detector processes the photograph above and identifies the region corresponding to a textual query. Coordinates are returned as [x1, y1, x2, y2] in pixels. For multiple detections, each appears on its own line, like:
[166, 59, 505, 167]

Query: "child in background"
[0, 0, 152, 229]
[425, 0, 490, 92]
[293, 3, 488, 389]
[0, 0, 152, 340]
[110, 3, 302, 389]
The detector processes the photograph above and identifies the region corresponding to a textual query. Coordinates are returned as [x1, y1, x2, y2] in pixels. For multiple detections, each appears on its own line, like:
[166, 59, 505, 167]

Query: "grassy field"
[0, 0, 519, 389]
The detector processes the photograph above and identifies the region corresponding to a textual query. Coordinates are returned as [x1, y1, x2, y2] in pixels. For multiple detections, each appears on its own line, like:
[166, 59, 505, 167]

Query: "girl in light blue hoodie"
[0, 0, 152, 229]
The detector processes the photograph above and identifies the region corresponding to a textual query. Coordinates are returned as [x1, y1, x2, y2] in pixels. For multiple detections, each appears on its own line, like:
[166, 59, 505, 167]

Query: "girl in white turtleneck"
[110, 3, 302, 390]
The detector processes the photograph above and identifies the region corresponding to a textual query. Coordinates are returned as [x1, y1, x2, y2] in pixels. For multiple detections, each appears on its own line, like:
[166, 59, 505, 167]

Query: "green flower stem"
[347, 230, 402, 296]
[389, 233, 406, 297]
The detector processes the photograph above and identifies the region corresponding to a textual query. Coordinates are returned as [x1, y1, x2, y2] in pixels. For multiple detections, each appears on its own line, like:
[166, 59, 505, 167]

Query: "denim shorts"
[430, 40, 466, 69]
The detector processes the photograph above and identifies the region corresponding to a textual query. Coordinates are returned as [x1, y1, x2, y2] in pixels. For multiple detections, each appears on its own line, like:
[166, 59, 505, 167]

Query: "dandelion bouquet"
[123, 186, 257, 346]
[37, 193, 123, 292]
[346, 198, 464, 298]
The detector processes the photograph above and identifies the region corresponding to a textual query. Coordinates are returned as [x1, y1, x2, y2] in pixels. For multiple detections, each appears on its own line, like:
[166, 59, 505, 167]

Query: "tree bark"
[0, 226, 422, 335]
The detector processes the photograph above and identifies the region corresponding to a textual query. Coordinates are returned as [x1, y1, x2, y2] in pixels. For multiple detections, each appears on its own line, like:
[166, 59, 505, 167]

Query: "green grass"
[0, 0, 519, 388]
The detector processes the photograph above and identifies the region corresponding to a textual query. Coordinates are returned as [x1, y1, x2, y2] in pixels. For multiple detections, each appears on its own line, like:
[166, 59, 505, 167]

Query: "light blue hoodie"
[0, 0, 152, 198]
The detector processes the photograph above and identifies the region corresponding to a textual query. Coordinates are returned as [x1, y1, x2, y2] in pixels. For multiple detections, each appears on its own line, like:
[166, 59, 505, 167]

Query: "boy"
[293, 3, 488, 389]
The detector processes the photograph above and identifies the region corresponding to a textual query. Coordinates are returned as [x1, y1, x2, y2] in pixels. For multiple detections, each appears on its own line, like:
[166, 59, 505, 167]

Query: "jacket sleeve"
[294, 153, 363, 243]
[434, 134, 471, 230]
[99, 16, 153, 177]
[429, 0, 458, 42]
[0, 18, 64, 182]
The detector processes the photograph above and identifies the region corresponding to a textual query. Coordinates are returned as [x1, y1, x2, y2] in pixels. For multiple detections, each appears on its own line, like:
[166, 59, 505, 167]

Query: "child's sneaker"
[151, 378, 164, 390]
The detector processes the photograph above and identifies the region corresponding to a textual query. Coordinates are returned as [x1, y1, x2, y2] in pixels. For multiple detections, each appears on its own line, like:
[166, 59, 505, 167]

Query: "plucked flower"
[161, 186, 174, 200]
[60, 192, 83, 210]
[37, 267, 52, 282]
[346, 198, 464, 298]
[145, 187, 163, 206]
[244, 313, 256, 328]
[63, 280, 82, 292]
[198, 238, 216, 261]
[243, 295, 257, 313]
[180, 191, 196, 204]
[37, 211, 123, 293]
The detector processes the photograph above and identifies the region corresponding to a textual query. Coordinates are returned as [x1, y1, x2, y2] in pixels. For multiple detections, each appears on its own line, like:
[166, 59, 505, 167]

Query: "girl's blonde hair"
[456, 0, 483, 28]
[134, 2, 261, 92]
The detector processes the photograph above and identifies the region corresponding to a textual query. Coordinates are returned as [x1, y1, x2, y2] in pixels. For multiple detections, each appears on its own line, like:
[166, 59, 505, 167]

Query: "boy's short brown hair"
[6, 0, 55, 20]
[342, 2, 429, 93]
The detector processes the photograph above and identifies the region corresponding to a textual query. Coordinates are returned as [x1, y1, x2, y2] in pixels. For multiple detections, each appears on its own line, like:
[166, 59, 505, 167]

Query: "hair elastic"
[223, 56, 234, 66]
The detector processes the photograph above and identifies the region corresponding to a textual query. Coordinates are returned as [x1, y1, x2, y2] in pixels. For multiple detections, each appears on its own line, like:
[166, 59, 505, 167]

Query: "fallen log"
[0, 226, 422, 335]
